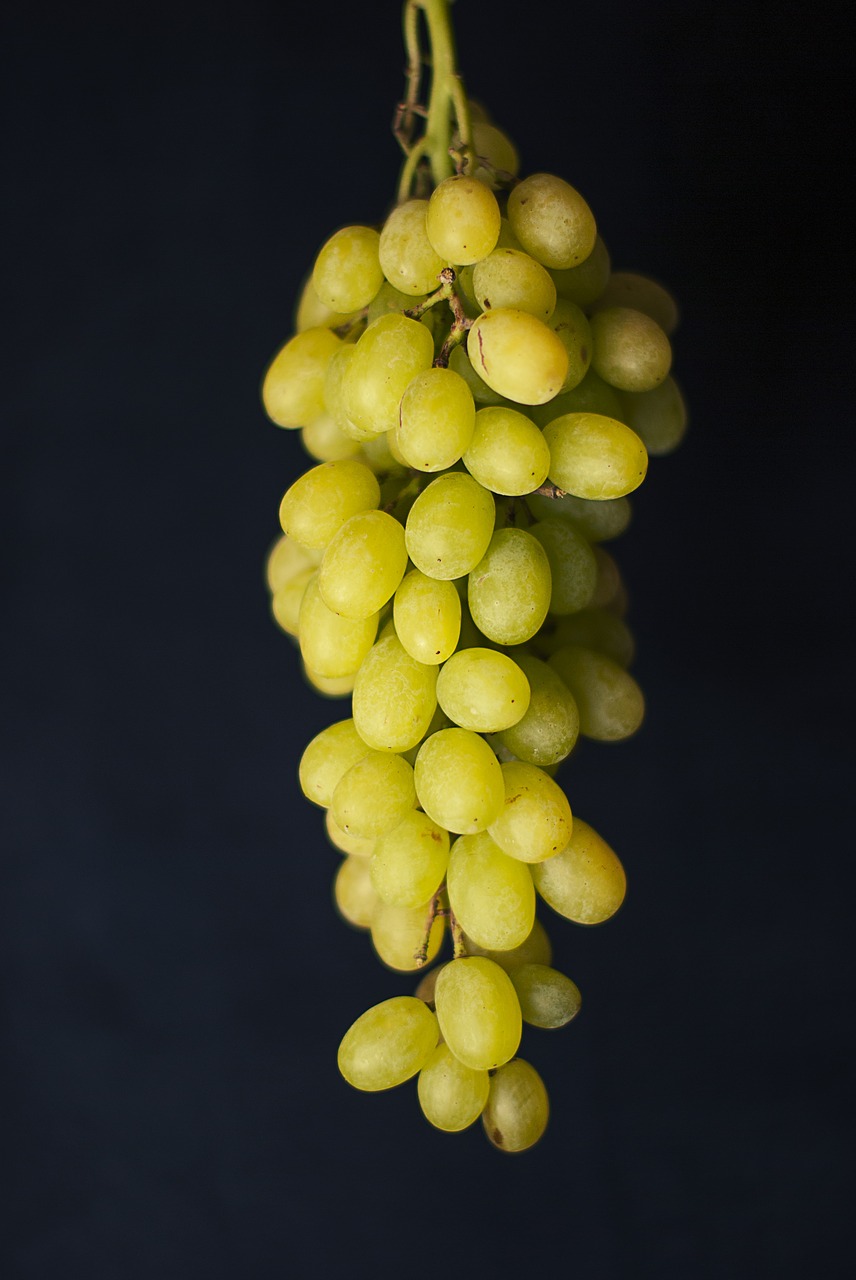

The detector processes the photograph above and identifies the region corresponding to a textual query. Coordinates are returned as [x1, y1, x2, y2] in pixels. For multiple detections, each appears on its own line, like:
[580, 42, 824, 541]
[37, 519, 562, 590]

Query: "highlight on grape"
[261, 0, 686, 1153]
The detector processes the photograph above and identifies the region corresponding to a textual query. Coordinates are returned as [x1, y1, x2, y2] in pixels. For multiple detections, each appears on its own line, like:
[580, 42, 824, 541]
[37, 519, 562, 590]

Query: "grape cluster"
[262, 108, 685, 1152]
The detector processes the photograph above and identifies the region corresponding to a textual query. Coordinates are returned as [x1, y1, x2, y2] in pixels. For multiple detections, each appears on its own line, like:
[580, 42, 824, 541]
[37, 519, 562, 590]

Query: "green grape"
[465, 121, 520, 188]
[343, 312, 435, 437]
[468, 528, 552, 645]
[482, 1058, 549, 1152]
[496, 216, 523, 251]
[509, 964, 582, 1029]
[523, 486, 631, 541]
[323, 345, 373, 440]
[318, 510, 408, 620]
[300, 413, 362, 462]
[550, 233, 611, 307]
[414, 727, 504, 835]
[379, 199, 448, 295]
[294, 273, 362, 332]
[471, 248, 557, 320]
[620, 375, 688, 456]
[543, 412, 648, 500]
[531, 817, 626, 924]
[370, 898, 445, 971]
[467, 309, 568, 405]
[393, 569, 462, 665]
[312, 225, 384, 313]
[507, 173, 596, 269]
[417, 1043, 490, 1132]
[352, 634, 438, 752]
[334, 855, 380, 929]
[325, 808, 375, 858]
[265, 533, 321, 594]
[434, 957, 522, 1070]
[367, 280, 428, 324]
[262, 327, 342, 429]
[590, 306, 672, 392]
[270, 566, 315, 637]
[495, 654, 580, 768]
[447, 343, 509, 406]
[529, 518, 597, 615]
[487, 761, 572, 864]
[405, 472, 496, 580]
[425, 174, 501, 264]
[548, 298, 593, 392]
[370, 809, 450, 908]
[436, 647, 530, 733]
[298, 717, 372, 809]
[590, 545, 623, 611]
[592, 270, 679, 334]
[462, 405, 551, 496]
[414, 963, 446, 1006]
[298, 575, 379, 679]
[527, 367, 625, 428]
[549, 643, 644, 741]
[331, 750, 417, 840]
[396, 367, 476, 472]
[462, 915, 553, 971]
[446, 830, 535, 951]
[279, 458, 380, 551]
[538, 608, 635, 668]
[337, 996, 439, 1091]
[303, 666, 357, 699]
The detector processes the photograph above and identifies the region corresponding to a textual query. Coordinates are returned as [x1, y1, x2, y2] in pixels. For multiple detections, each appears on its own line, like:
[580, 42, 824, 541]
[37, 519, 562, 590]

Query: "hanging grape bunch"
[262, 0, 686, 1153]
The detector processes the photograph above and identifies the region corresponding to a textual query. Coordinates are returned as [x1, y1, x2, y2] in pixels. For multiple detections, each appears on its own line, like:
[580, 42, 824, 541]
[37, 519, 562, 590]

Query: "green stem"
[397, 0, 472, 201]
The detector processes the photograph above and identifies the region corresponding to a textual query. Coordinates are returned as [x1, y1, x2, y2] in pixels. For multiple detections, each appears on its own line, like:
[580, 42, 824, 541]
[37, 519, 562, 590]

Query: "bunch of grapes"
[261, 0, 686, 1153]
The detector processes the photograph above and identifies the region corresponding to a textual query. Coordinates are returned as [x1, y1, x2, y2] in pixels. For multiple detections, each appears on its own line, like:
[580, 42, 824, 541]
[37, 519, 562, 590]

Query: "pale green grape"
[318, 510, 407, 620]
[592, 271, 679, 334]
[371, 898, 445, 971]
[523, 486, 631, 542]
[405, 472, 496, 580]
[414, 727, 504, 835]
[507, 173, 596, 269]
[468, 528, 551, 645]
[548, 298, 593, 392]
[334, 855, 380, 929]
[436, 647, 530, 733]
[298, 575, 379, 679]
[549, 644, 644, 741]
[527, 368, 625, 428]
[447, 344, 509, 406]
[550, 233, 611, 307]
[303, 666, 357, 698]
[538, 608, 635, 668]
[331, 750, 417, 839]
[370, 810, 450, 908]
[265, 533, 321, 595]
[417, 1044, 490, 1132]
[352, 634, 438, 752]
[495, 654, 580, 768]
[531, 817, 626, 924]
[487, 761, 572, 864]
[323, 345, 373, 440]
[396, 367, 476, 472]
[434, 957, 522, 1070]
[509, 964, 582, 1029]
[467, 309, 568, 405]
[343, 312, 435, 436]
[393, 569, 462, 665]
[446, 830, 535, 951]
[471, 248, 557, 320]
[298, 717, 372, 809]
[312, 225, 384, 313]
[528, 518, 597, 615]
[465, 121, 520, 188]
[425, 175, 501, 264]
[620, 376, 688, 456]
[279, 459, 380, 551]
[590, 306, 672, 392]
[324, 808, 375, 858]
[379, 199, 448, 295]
[543, 412, 648, 500]
[367, 280, 428, 325]
[462, 405, 551, 496]
[270, 566, 315, 637]
[294, 273, 361, 332]
[482, 1058, 549, 1152]
[337, 996, 439, 1091]
[462, 916, 553, 971]
[262, 327, 342, 429]
[300, 413, 362, 462]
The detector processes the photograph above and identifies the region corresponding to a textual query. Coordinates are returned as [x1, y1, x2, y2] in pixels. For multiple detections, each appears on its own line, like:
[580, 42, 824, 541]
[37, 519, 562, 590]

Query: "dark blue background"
[2, 1, 852, 1276]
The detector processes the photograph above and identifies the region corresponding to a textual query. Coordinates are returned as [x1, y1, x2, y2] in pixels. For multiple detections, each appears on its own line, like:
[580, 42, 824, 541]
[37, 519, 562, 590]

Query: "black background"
[2, 1, 853, 1276]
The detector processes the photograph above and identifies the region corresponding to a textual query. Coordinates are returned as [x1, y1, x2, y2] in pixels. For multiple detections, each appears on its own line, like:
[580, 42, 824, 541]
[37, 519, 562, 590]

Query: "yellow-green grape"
[379, 199, 448, 295]
[331, 751, 417, 840]
[337, 996, 439, 1091]
[495, 654, 580, 768]
[509, 964, 582, 1029]
[471, 248, 557, 320]
[462, 916, 553, 971]
[590, 545, 623, 611]
[401, 702, 450, 768]
[531, 817, 626, 924]
[524, 487, 631, 542]
[279, 459, 380, 551]
[528, 518, 597, 615]
[312, 225, 384, 313]
[414, 963, 446, 1005]
[323, 345, 372, 440]
[446, 830, 535, 951]
[543, 412, 648, 500]
[303, 667, 357, 698]
[592, 271, 679, 334]
[447, 344, 509, 406]
[462, 405, 550, 496]
[434, 957, 522, 1070]
[298, 717, 372, 809]
[396, 367, 476, 472]
[334, 855, 380, 929]
[318, 510, 407, 620]
[300, 413, 362, 463]
[539, 608, 635, 668]
[270, 566, 315, 637]
[496, 216, 523, 251]
[550, 643, 644, 741]
[590, 306, 672, 392]
[370, 810, 450, 908]
[262, 327, 342, 429]
[487, 761, 572, 864]
[468, 528, 551, 646]
[393, 570, 462, 665]
[436, 647, 530, 734]
[294, 273, 362, 332]
[417, 1044, 490, 1132]
[360, 430, 406, 476]
[405, 472, 496, 580]
[264, 533, 321, 594]
[467, 309, 568, 405]
[414, 727, 504, 835]
[548, 299, 593, 392]
[620, 376, 688, 456]
[528, 367, 624, 428]
[425, 174, 501, 265]
[370, 898, 445, 971]
[550, 233, 611, 307]
[325, 809, 375, 858]
[352, 634, 438, 752]
[507, 172, 597, 269]
[482, 1058, 549, 1152]
[343, 313, 435, 437]
[465, 121, 520, 188]
[298, 575, 379, 680]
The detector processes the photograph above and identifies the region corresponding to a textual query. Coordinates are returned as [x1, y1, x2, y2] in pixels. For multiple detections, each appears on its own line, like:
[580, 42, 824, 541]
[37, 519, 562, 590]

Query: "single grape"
[549, 643, 644, 741]
[434, 957, 522, 1071]
[482, 1058, 549, 1152]
[393, 569, 462, 665]
[312, 225, 384, 313]
[590, 306, 672, 392]
[318, 509, 408, 620]
[370, 810, 450, 908]
[331, 751, 417, 840]
[543, 412, 648, 500]
[472, 248, 557, 320]
[263, 327, 342, 429]
[405, 472, 496, 580]
[279, 459, 380, 551]
[462, 405, 551, 496]
[337, 996, 439, 1091]
[467, 308, 568, 405]
[352, 634, 439, 752]
[507, 173, 596, 269]
[495, 653, 580, 767]
[417, 1044, 490, 1132]
[487, 761, 573, 864]
[414, 727, 504, 835]
[468, 527, 552, 646]
[425, 174, 501, 264]
[396, 367, 476, 472]
[509, 964, 582, 1029]
[531, 817, 626, 924]
[446, 830, 536, 951]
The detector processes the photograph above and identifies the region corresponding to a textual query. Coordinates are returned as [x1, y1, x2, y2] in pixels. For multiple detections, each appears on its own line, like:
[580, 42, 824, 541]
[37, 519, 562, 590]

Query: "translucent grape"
[590, 306, 672, 392]
[462, 916, 553, 971]
[468, 528, 552, 645]
[467, 309, 568, 405]
[312, 225, 384, 313]
[325, 808, 375, 858]
[299, 718, 372, 809]
[300, 413, 362, 462]
[263, 327, 342, 429]
[549, 644, 644, 741]
[471, 248, 557, 320]
[434, 957, 522, 1070]
[550, 233, 611, 307]
[370, 898, 445, 971]
[436, 647, 530, 733]
[592, 271, 679, 334]
[543, 412, 648, 500]
[487, 761, 573, 864]
[531, 817, 626, 924]
[279, 459, 380, 551]
[414, 727, 504, 835]
[507, 173, 597, 269]
[379, 199, 448, 295]
[425, 175, 501, 264]
[393, 569, 461, 665]
[352, 634, 438, 752]
[334, 855, 380, 929]
[509, 964, 582, 1029]
[331, 751, 417, 840]
[318, 510, 408, 620]
[495, 654, 580, 768]
[620, 376, 688, 456]
[396, 367, 476, 472]
[528, 518, 597, 615]
[405, 472, 495, 580]
[270, 566, 314, 637]
[294, 273, 361, 332]
[344, 312, 435, 436]
[548, 298, 593, 392]
[446, 830, 536, 951]
[462, 405, 551, 496]
[337, 996, 439, 1091]
[482, 1059, 549, 1152]
[417, 1044, 490, 1132]
[371, 810, 450, 909]
[265, 533, 321, 594]
[298, 575, 379, 679]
